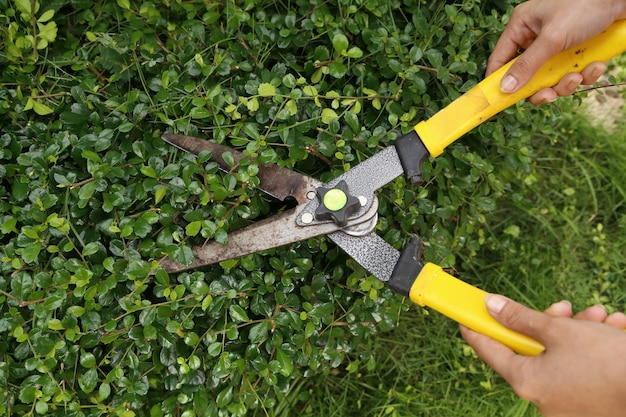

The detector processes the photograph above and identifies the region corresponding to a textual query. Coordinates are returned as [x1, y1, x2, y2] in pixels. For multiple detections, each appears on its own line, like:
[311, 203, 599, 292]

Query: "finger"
[487, 35, 525, 76]
[604, 312, 626, 329]
[543, 300, 572, 317]
[484, 294, 554, 344]
[528, 88, 558, 105]
[527, 62, 605, 105]
[486, 21, 537, 76]
[460, 325, 516, 359]
[460, 324, 529, 385]
[498, 31, 565, 93]
[551, 73, 583, 96]
[573, 304, 608, 322]
[580, 61, 607, 85]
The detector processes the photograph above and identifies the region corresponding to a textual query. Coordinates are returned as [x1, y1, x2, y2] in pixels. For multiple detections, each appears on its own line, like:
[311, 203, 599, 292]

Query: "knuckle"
[510, 3, 529, 18]
[511, 56, 535, 75]
[537, 29, 568, 53]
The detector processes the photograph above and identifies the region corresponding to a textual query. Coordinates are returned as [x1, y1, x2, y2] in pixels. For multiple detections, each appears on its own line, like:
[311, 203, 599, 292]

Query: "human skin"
[461, 296, 626, 417]
[464, 1, 626, 415]
[487, 0, 626, 104]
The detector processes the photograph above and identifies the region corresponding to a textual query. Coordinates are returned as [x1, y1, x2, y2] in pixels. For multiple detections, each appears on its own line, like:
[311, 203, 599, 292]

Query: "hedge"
[0, 0, 559, 415]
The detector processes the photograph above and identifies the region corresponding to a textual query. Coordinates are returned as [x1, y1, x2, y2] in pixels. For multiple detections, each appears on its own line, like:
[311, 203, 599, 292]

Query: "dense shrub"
[0, 0, 561, 415]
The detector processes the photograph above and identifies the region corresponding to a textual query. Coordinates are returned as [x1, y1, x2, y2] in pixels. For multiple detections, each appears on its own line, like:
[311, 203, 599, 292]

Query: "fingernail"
[559, 300, 572, 308]
[485, 294, 508, 314]
[538, 95, 557, 104]
[591, 65, 606, 79]
[593, 304, 607, 313]
[567, 79, 580, 91]
[500, 75, 518, 93]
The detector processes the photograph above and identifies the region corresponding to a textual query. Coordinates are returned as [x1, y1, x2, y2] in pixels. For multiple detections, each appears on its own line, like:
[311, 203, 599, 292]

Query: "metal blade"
[163, 134, 318, 204]
[159, 197, 381, 273]
[328, 231, 400, 282]
[297, 146, 404, 226]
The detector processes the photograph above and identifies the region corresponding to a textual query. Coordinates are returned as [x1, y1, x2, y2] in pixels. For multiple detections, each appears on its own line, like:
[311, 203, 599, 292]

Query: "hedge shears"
[160, 22, 626, 356]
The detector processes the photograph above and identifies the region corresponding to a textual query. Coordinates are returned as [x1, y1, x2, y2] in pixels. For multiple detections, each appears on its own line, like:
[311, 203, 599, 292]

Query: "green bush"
[0, 0, 564, 415]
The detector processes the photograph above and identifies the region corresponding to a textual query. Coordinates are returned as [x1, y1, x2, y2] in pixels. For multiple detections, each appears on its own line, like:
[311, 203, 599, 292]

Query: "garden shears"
[160, 22, 626, 357]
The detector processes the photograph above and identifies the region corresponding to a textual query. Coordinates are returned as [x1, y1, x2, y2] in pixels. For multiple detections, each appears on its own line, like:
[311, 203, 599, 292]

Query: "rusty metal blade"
[160, 206, 334, 273]
[159, 196, 381, 273]
[162, 134, 317, 204]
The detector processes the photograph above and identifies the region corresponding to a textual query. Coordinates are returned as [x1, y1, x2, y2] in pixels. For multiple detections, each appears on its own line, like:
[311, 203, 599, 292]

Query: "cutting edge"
[162, 133, 319, 204]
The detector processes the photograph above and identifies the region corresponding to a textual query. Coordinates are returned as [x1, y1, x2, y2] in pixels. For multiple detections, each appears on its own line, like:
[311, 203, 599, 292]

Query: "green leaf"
[328, 62, 346, 78]
[207, 342, 222, 357]
[185, 221, 202, 237]
[242, 123, 260, 140]
[79, 368, 98, 394]
[344, 111, 360, 133]
[14, 0, 31, 15]
[37, 21, 58, 43]
[98, 383, 111, 401]
[33, 336, 55, 355]
[190, 107, 212, 119]
[38, 9, 55, 23]
[35, 401, 49, 414]
[303, 85, 318, 97]
[1, 217, 18, 234]
[248, 321, 270, 343]
[140, 166, 158, 178]
[154, 187, 167, 204]
[116, 0, 131, 10]
[274, 348, 294, 377]
[127, 260, 151, 277]
[408, 46, 423, 62]
[78, 181, 96, 201]
[19, 386, 37, 404]
[118, 121, 135, 132]
[345, 46, 363, 58]
[48, 319, 64, 331]
[21, 243, 41, 264]
[82, 242, 100, 256]
[229, 304, 250, 323]
[26, 98, 54, 115]
[80, 352, 97, 368]
[221, 151, 235, 167]
[257, 83, 276, 97]
[216, 386, 233, 408]
[504, 225, 521, 238]
[321, 108, 339, 124]
[174, 246, 194, 266]
[331, 33, 349, 54]
[201, 294, 213, 310]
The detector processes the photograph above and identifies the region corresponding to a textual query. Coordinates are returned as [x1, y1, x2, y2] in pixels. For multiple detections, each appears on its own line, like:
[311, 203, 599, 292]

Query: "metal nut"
[301, 212, 314, 224]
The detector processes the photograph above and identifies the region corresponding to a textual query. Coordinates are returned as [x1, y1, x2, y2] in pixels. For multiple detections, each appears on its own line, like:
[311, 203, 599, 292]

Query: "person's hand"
[542, 299, 626, 328]
[488, 0, 626, 104]
[460, 295, 626, 417]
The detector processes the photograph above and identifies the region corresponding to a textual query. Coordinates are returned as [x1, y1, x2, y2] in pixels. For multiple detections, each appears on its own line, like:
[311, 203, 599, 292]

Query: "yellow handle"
[410, 263, 545, 356]
[415, 20, 626, 157]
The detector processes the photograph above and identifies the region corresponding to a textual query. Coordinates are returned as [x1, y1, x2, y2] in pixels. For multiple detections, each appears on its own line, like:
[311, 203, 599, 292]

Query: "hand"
[460, 295, 626, 417]
[542, 299, 626, 328]
[488, 0, 626, 104]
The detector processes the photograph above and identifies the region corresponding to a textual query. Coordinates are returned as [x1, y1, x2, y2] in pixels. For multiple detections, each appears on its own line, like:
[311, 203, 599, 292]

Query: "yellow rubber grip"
[409, 262, 545, 356]
[415, 20, 626, 157]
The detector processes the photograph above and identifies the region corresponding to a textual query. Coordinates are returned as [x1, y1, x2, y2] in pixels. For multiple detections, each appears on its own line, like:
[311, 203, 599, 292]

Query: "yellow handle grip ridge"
[415, 20, 626, 157]
[409, 263, 545, 356]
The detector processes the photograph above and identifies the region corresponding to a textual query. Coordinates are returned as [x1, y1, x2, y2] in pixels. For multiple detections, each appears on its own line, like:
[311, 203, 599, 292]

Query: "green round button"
[323, 189, 347, 211]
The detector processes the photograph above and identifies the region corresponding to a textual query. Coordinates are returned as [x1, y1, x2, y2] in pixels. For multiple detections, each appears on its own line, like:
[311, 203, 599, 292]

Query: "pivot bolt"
[314, 180, 361, 227]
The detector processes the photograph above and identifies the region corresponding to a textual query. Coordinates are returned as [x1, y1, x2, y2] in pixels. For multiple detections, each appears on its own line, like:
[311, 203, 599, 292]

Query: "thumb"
[485, 294, 553, 344]
[498, 34, 562, 93]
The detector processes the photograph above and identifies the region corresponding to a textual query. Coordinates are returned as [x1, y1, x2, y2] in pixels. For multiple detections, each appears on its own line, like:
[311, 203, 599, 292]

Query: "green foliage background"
[0, 0, 586, 415]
